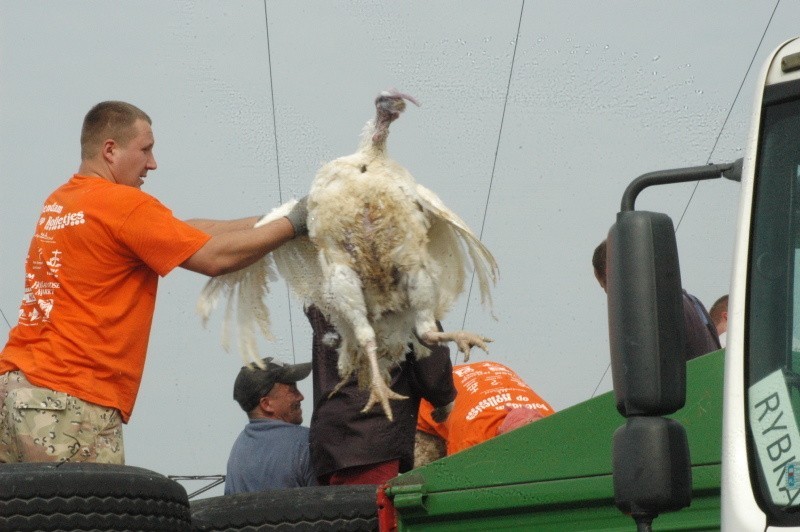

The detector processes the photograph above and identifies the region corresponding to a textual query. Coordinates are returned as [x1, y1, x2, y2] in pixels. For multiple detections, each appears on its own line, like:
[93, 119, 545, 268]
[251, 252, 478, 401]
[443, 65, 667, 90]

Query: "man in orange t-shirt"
[415, 361, 554, 466]
[0, 101, 308, 464]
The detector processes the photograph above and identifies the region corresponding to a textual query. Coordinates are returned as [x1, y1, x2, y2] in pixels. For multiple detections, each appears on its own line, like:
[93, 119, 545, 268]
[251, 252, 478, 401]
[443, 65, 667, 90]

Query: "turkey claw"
[421, 330, 492, 362]
[456, 334, 492, 361]
[362, 381, 408, 421]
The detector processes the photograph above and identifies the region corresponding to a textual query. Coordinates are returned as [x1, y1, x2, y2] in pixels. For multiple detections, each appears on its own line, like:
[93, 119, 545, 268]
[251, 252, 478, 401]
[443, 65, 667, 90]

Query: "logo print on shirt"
[22, 287, 35, 304]
[37, 299, 54, 319]
[42, 202, 64, 214]
[45, 250, 62, 275]
[43, 211, 85, 231]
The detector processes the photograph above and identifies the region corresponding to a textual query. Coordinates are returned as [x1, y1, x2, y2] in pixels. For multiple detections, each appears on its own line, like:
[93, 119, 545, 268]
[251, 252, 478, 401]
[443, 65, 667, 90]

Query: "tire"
[190, 485, 379, 531]
[0, 462, 191, 531]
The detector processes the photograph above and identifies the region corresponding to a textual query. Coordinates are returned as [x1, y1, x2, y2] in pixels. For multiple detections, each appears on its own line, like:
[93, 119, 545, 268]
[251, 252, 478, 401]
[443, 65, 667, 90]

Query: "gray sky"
[0, 1, 794, 497]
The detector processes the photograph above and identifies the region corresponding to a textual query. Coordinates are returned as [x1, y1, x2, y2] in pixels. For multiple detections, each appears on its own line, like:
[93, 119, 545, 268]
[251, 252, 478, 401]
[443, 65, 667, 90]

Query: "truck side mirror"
[613, 417, 692, 517]
[607, 210, 686, 416]
[608, 161, 736, 529]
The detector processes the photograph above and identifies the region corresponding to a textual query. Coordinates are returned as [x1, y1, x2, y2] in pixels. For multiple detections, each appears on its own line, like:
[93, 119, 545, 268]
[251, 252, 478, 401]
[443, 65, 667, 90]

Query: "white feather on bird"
[197, 89, 498, 420]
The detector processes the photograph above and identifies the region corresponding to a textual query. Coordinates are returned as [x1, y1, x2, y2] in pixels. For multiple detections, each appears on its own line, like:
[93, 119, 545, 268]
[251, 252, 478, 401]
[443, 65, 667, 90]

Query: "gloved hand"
[284, 196, 309, 237]
[431, 400, 454, 423]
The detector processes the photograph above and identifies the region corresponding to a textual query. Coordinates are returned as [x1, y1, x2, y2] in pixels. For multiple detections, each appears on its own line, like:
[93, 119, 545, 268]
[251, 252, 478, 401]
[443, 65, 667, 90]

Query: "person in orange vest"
[414, 361, 554, 467]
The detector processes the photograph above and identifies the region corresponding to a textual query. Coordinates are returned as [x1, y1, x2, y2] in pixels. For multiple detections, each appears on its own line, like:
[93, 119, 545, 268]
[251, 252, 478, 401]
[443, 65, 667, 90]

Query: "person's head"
[710, 294, 729, 335]
[233, 357, 312, 424]
[79, 101, 156, 188]
[592, 239, 607, 292]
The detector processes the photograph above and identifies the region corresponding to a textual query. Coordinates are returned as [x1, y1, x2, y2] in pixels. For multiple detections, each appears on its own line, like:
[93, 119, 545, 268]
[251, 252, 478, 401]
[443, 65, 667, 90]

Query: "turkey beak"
[398, 93, 420, 107]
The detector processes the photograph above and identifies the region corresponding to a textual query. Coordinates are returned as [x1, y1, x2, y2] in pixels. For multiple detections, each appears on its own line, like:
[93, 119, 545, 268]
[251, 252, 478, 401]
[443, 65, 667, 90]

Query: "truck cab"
[722, 35, 800, 529]
[380, 35, 800, 532]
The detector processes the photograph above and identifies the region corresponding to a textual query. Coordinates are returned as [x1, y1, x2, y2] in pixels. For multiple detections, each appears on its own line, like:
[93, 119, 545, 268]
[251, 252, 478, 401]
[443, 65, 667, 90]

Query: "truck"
[376, 34, 800, 532]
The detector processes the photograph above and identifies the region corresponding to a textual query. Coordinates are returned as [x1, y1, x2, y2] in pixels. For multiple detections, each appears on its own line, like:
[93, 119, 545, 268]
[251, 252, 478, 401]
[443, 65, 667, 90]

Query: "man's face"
[265, 382, 304, 425]
[110, 119, 157, 189]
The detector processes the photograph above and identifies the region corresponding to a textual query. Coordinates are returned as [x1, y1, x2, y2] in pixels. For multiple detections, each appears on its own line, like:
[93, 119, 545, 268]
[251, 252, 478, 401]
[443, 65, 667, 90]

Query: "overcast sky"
[1, 1, 795, 497]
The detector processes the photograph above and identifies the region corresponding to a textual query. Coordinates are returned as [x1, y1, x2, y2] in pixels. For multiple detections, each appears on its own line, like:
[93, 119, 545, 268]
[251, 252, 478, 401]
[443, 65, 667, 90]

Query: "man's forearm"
[185, 216, 262, 236]
[181, 217, 295, 276]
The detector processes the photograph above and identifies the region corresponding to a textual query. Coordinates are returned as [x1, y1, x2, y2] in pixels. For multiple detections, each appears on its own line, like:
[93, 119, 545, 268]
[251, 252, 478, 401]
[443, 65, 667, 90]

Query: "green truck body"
[384, 350, 724, 530]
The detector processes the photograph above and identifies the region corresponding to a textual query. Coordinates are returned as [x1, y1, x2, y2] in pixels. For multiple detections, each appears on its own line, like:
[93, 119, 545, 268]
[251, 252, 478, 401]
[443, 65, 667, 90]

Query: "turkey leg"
[360, 339, 407, 421]
[322, 262, 408, 420]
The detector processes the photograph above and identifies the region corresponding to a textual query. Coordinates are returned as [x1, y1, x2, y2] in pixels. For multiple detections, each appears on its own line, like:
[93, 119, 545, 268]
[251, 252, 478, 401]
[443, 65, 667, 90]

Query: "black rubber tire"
[0, 462, 191, 531]
[190, 485, 379, 531]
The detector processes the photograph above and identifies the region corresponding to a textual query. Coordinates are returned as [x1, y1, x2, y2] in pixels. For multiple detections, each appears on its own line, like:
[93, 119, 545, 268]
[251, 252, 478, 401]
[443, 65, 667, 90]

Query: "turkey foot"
[362, 377, 408, 421]
[361, 339, 408, 420]
[422, 330, 492, 362]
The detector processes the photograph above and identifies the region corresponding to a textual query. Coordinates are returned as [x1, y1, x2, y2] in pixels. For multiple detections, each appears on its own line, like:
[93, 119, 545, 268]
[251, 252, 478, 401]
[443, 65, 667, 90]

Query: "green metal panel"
[388, 350, 725, 530]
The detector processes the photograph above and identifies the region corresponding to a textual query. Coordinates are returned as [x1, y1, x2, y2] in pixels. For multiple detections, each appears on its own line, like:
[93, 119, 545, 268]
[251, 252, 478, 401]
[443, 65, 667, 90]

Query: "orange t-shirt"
[0, 175, 210, 422]
[417, 361, 554, 455]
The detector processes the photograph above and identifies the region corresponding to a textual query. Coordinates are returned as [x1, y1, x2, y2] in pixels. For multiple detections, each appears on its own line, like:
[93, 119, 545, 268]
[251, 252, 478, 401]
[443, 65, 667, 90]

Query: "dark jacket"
[682, 290, 721, 361]
[305, 305, 456, 479]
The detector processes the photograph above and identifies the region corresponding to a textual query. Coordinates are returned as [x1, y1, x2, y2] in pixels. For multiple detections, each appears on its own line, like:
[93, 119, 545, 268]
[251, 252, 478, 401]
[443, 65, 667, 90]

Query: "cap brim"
[276, 362, 312, 383]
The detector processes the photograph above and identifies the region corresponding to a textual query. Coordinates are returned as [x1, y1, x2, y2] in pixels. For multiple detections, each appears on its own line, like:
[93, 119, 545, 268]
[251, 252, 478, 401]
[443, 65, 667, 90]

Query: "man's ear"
[259, 395, 274, 416]
[101, 139, 116, 163]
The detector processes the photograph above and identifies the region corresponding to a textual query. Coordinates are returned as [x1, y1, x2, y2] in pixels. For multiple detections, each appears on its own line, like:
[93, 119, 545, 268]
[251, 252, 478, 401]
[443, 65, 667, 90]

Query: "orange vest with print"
[0, 175, 210, 422]
[417, 361, 555, 455]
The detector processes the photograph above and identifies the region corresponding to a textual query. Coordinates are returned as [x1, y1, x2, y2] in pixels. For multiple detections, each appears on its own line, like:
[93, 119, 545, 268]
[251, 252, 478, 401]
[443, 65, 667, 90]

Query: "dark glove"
[284, 196, 309, 237]
[431, 400, 454, 423]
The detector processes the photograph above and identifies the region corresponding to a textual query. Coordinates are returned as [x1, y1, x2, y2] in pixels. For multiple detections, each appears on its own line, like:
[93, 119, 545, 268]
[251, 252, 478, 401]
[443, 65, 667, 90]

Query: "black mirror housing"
[613, 416, 692, 517]
[607, 210, 686, 416]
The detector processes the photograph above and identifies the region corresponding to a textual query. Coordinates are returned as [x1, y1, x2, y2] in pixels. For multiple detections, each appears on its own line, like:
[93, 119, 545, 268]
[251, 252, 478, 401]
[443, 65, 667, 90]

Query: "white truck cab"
[722, 35, 800, 530]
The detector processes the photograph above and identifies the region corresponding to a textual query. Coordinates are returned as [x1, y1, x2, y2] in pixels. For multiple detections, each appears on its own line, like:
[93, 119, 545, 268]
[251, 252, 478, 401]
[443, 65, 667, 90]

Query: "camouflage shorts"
[0, 370, 124, 464]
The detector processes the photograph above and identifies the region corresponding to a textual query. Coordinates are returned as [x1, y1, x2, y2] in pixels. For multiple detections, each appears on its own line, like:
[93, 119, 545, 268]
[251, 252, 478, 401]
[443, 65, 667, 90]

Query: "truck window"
[748, 77, 800, 522]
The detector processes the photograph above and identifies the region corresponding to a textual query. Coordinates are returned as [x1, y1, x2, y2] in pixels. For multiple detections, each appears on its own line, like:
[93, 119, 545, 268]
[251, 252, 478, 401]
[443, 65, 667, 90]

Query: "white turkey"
[198, 89, 498, 420]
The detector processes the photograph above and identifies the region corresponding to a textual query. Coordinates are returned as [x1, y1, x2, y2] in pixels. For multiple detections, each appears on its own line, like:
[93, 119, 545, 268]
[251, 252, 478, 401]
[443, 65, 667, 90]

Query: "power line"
[675, 0, 781, 232]
[0, 307, 11, 329]
[590, 364, 611, 399]
[263, 1, 281, 201]
[262, 0, 297, 363]
[457, 0, 525, 363]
